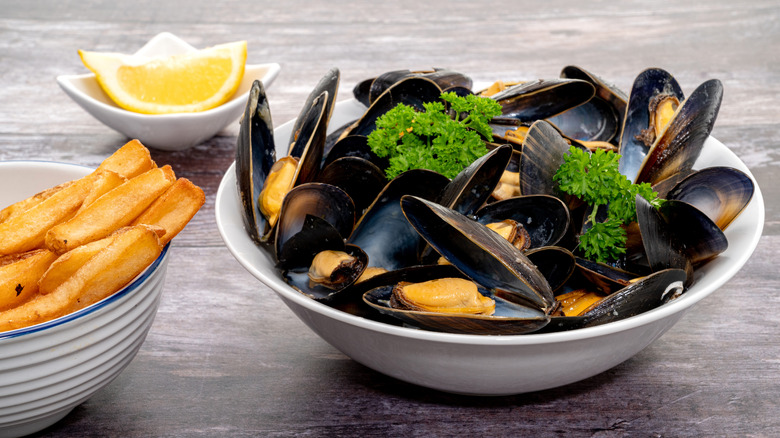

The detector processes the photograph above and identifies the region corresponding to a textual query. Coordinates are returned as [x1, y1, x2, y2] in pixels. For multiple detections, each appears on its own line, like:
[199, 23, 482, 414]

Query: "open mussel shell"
[289, 92, 329, 186]
[578, 268, 687, 328]
[368, 68, 473, 105]
[352, 77, 374, 107]
[546, 66, 627, 144]
[284, 243, 368, 302]
[651, 169, 696, 199]
[575, 257, 640, 295]
[636, 195, 693, 285]
[275, 182, 355, 266]
[475, 194, 571, 249]
[362, 266, 548, 335]
[666, 166, 754, 230]
[317, 157, 387, 216]
[519, 120, 586, 209]
[400, 195, 555, 312]
[618, 68, 684, 182]
[340, 76, 443, 139]
[526, 246, 576, 293]
[348, 169, 450, 271]
[322, 135, 389, 171]
[438, 144, 513, 217]
[542, 268, 687, 333]
[657, 199, 729, 265]
[635, 79, 724, 185]
[490, 78, 595, 121]
[288, 67, 340, 150]
[236, 80, 276, 244]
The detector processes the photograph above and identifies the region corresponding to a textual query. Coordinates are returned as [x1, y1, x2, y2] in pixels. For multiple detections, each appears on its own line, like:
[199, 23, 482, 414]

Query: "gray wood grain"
[1, 0, 778, 436]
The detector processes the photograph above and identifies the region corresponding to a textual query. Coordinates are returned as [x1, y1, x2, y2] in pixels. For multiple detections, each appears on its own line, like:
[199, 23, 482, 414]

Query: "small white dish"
[215, 98, 765, 396]
[0, 161, 170, 437]
[56, 32, 281, 151]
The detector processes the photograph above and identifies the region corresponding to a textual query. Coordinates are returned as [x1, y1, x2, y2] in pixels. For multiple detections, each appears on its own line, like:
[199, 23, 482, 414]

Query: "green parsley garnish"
[367, 91, 502, 180]
[553, 146, 663, 263]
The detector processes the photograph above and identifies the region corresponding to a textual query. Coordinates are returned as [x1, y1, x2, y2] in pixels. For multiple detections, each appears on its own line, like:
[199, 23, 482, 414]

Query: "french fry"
[77, 169, 126, 214]
[0, 174, 97, 256]
[0, 181, 74, 224]
[133, 178, 205, 245]
[45, 165, 175, 254]
[96, 139, 157, 179]
[0, 249, 58, 312]
[0, 224, 163, 332]
[37, 236, 116, 295]
[38, 226, 164, 294]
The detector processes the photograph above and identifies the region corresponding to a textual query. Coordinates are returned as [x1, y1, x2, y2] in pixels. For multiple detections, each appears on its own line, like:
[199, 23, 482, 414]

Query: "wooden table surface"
[2, 0, 779, 436]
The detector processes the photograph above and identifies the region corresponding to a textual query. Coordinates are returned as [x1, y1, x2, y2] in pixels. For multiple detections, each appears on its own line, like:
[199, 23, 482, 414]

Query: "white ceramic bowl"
[57, 32, 281, 151]
[0, 161, 169, 437]
[215, 99, 765, 396]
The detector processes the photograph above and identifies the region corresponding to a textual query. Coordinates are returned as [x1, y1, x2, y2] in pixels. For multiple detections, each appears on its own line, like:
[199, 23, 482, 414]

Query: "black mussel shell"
[236, 80, 276, 244]
[352, 77, 374, 107]
[543, 268, 687, 332]
[651, 169, 696, 199]
[290, 92, 329, 186]
[575, 257, 640, 295]
[277, 214, 345, 270]
[275, 183, 355, 264]
[341, 77, 443, 139]
[578, 268, 687, 328]
[475, 194, 571, 249]
[618, 68, 685, 182]
[368, 68, 473, 105]
[288, 67, 340, 149]
[362, 265, 549, 335]
[322, 135, 389, 171]
[526, 246, 576, 293]
[317, 157, 387, 217]
[658, 199, 729, 265]
[548, 65, 627, 144]
[438, 144, 513, 217]
[400, 195, 555, 313]
[490, 78, 595, 121]
[519, 120, 584, 205]
[635, 79, 724, 185]
[347, 169, 450, 271]
[666, 166, 754, 230]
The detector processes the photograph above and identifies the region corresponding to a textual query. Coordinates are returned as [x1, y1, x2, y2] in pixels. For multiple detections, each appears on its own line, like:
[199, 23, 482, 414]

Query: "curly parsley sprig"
[367, 91, 502, 180]
[553, 146, 663, 263]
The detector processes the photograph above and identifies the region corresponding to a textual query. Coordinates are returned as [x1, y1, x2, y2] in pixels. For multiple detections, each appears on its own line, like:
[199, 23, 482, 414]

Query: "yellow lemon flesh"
[78, 41, 247, 114]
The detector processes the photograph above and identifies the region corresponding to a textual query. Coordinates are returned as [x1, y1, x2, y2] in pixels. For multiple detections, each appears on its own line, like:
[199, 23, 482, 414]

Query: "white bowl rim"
[0, 160, 170, 341]
[215, 98, 765, 347]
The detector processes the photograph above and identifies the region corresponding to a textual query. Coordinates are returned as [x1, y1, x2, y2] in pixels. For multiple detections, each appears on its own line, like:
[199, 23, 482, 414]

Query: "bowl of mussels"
[215, 66, 764, 395]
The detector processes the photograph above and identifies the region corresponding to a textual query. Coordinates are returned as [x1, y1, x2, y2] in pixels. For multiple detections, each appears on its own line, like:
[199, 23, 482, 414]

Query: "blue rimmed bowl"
[0, 161, 169, 437]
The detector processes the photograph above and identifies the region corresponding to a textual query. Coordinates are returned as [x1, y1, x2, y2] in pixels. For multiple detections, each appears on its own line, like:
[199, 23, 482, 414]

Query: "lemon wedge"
[78, 40, 247, 114]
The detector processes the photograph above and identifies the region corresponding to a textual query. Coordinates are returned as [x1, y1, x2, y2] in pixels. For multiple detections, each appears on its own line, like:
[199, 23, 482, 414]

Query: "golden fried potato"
[0, 224, 163, 332]
[0, 249, 58, 312]
[38, 226, 164, 294]
[0, 174, 97, 256]
[77, 169, 126, 214]
[45, 165, 175, 254]
[0, 181, 74, 224]
[133, 178, 205, 245]
[96, 139, 157, 179]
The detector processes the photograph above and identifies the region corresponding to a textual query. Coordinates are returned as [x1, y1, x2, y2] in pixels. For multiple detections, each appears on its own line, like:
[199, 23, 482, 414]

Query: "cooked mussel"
[362, 265, 549, 335]
[400, 195, 555, 313]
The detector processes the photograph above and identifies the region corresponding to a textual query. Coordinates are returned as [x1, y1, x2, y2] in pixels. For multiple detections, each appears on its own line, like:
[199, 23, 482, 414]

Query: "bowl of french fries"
[0, 140, 203, 437]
